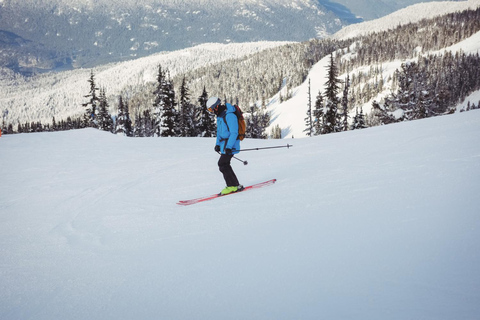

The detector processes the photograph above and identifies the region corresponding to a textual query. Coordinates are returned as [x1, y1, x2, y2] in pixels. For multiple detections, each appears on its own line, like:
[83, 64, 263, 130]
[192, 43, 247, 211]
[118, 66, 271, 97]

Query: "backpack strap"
[222, 113, 240, 141]
[222, 114, 230, 133]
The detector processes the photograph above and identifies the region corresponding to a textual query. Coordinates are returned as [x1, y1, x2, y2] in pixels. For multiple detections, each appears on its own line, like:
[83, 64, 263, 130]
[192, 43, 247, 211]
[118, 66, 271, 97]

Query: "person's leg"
[218, 154, 239, 186]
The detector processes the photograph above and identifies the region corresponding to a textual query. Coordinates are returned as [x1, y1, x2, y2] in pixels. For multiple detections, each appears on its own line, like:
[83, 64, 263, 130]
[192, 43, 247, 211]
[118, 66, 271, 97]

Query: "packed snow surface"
[1, 110, 480, 319]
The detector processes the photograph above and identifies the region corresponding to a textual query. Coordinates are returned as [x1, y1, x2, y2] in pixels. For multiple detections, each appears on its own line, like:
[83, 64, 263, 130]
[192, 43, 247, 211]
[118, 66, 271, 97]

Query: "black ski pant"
[218, 154, 240, 187]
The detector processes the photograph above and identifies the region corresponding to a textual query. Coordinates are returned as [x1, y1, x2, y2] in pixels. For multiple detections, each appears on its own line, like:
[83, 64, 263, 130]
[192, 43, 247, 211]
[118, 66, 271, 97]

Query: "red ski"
[177, 179, 276, 206]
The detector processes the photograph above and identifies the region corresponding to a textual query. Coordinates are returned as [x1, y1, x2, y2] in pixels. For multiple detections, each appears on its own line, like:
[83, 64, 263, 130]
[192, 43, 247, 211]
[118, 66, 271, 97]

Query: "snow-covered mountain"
[328, 0, 446, 20]
[1, 0, 479, 134]
[0, 0, 346, 73]
[333, 0, 480, 40]
[1, 106, 479, 319]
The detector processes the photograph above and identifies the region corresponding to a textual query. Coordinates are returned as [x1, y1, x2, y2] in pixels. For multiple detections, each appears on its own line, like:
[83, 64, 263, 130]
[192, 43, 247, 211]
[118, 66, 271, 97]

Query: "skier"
[207, 97, 244, 195]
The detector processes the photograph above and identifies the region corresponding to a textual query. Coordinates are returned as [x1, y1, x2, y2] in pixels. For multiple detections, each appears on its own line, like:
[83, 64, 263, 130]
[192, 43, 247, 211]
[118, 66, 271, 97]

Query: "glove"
[225, 148, 232, 155]
[214, 145, 220, 152]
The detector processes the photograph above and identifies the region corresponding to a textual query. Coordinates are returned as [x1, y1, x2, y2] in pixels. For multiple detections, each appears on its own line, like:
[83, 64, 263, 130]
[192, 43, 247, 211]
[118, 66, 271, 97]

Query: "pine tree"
[357, 107, 366, 129]
[351, 107, 366, 130]
[160, 71, 177, 137]
[392, 62, 417, 120]
[143, 110, 154, 137]
[115, 96, 132, 137]
[197, 86, 216, 137]
[341, 74, 350, 132]
[134, 109, 154, 137]
[82, 70, 100, 128]
[1, 110, 8, 134]
[270, 124, 282, 139]
[133, 112, 144, 137]
[97, 88, 114, 132]
[372, 100, 398, 125]
[323, 53, 341, 134]
[51, 117, 57, 132]
[66, 117, 74, 130]
[178, 76, 196, 137]
[313, 90, 325, 135]
[246, 104, 268, 139]
[261, 106, 271, 139]
[304, 79, 313, 137]
[151, 66, 177, 137]
[152, 65, 166, 137]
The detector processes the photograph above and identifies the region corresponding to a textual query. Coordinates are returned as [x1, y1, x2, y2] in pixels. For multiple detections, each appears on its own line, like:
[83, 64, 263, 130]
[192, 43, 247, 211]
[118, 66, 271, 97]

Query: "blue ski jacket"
[216, 103, 240, 155]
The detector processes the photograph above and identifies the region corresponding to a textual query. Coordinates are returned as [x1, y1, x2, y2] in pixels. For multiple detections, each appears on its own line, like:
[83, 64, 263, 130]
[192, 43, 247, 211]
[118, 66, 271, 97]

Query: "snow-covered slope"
[333, 0, 480, 40]
[1, 109, 480, 319]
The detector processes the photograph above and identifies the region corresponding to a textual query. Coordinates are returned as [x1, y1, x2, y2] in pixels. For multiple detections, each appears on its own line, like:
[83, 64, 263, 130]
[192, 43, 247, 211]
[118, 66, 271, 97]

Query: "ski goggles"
[208, 105, 218, 113]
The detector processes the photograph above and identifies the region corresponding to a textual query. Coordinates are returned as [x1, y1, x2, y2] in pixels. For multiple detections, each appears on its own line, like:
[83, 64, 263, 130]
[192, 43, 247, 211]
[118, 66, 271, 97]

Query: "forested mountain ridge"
[1, 1, 480, 138]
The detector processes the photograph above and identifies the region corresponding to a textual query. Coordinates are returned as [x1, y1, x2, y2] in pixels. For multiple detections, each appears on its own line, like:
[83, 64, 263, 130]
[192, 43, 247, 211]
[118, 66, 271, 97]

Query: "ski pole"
[217, 151, 248, 165]
[238, 144, 293, 152]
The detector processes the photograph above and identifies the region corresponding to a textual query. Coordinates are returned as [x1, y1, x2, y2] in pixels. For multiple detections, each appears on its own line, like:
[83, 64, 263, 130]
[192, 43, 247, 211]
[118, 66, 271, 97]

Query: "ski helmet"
[206, 97, 221, 112]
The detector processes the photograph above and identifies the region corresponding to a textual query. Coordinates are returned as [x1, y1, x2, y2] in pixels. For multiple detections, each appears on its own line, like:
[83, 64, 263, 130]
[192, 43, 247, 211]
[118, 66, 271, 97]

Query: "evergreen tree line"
[79, 66, 219, 138]
[3, 117, 83, 134]
[372, 51, 480, 125]
[340, 8, 480, 71]
[333, 7, 480, 114]
[304, 49, 480, 136]
[2, 65, 273, 138]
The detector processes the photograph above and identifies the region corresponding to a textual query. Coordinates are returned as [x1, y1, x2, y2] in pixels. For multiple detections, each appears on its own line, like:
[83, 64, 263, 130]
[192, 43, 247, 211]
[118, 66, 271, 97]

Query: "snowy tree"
[97, 88, 114, 132]
[133, 112, 144, 137]
[197, 86, 216, 137]
[51, 117, 57, 132]
[351, 107, 366, 130]
[161, 71, 177, 137]
[151, 65, 177, 137]
[82, 71, 100, 128]
[178, 77, 197, 137]
[115, 96, 132, 137]
[390, 62, 424, 120]
[313, 90, 325, 135]
[372, 100, 398, 125]
[260, 105, 271, 139]
[152, 65, 166, 137]
[304, 79, 313, 137]
[340, 75, 350, 132]
[133, 110, 154, 137]
[270, 124, 282, 139]
[323, 53, 341, 134]
[143, 110, 154, 137]
[246, 103, 269, 139]
[2, 110, 9, 133]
